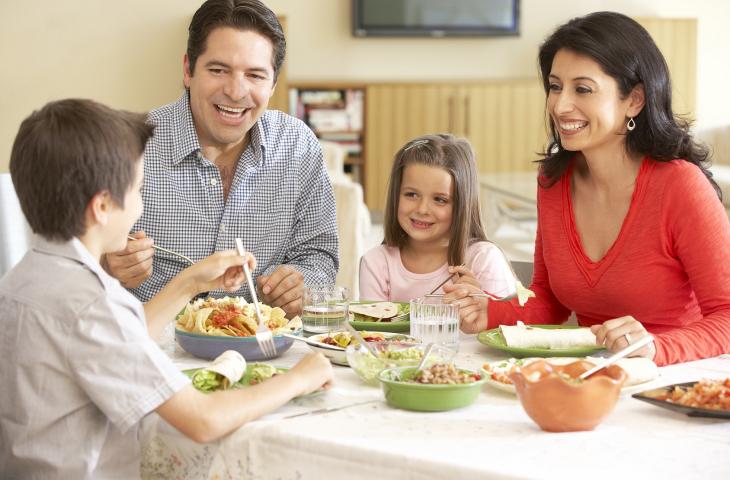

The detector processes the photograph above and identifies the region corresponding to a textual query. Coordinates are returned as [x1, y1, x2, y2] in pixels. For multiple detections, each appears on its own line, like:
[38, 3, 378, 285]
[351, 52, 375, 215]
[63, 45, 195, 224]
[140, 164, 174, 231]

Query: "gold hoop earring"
[627, 117, 636, 131]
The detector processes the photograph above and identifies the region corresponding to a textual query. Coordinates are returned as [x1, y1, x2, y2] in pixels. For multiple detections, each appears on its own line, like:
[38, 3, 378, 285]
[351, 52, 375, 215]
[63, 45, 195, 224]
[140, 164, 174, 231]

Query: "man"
[105, 0, 338, 316]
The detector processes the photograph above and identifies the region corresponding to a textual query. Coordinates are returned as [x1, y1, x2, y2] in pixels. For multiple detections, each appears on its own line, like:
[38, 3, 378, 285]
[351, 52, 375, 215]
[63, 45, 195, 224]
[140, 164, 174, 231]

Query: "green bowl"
[378, 366, 486, 412]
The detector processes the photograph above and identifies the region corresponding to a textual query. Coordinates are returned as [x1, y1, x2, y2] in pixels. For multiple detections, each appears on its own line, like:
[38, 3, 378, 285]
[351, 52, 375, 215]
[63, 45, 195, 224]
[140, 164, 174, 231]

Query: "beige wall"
[2, 0, 728, 172]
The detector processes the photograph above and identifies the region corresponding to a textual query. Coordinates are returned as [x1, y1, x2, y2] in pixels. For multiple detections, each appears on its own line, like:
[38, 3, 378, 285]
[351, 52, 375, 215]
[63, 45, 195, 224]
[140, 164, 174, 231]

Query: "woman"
[445, 11, 730, 365]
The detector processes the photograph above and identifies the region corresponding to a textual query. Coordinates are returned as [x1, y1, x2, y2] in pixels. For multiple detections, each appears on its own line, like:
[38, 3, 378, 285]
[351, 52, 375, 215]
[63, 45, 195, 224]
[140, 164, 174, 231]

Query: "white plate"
[306, 332, 418, 366]
[482, 357, 660, 395]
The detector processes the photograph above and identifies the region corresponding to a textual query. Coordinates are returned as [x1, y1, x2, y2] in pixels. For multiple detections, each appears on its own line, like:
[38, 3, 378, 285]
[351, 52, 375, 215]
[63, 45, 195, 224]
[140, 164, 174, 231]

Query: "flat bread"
[500, 322, 597, 349]
[349, 302, 399, 319]
[197, 350, 247, 388]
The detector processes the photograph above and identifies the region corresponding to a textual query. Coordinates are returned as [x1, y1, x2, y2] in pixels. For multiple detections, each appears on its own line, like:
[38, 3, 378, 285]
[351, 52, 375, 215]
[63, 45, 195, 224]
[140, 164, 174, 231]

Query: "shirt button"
[220, 224, 226, 233]
[210, 178, 218, 186]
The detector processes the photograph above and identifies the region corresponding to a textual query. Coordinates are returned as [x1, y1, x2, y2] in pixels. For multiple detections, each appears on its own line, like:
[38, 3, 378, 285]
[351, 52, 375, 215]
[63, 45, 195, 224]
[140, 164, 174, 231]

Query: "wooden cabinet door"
[460, 80, 547, 175]
[365, 83, 456, 211]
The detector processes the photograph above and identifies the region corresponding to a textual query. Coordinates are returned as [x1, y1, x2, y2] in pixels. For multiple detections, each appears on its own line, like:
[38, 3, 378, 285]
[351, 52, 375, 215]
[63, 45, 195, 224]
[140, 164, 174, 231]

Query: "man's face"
[184, 27, 276, 152]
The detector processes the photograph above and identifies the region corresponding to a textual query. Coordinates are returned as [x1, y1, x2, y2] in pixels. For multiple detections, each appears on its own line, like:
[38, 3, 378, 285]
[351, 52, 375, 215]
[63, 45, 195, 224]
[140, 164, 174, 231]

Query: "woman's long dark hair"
[537, 11, 719, 199]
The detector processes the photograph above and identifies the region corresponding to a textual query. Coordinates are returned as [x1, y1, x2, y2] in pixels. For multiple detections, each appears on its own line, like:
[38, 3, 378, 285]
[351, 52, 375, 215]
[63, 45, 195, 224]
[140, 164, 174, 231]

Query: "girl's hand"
[442, 283, 489, 334]
[590, 316, 656, 359]
[185, 250, 256, 295]
[449, 265, 480, 290]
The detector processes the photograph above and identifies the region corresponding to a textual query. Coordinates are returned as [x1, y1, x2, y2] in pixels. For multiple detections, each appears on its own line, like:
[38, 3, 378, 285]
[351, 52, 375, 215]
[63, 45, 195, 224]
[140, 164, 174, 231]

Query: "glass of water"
[409, 295, 459, 349]
[302, 285, 350, 334]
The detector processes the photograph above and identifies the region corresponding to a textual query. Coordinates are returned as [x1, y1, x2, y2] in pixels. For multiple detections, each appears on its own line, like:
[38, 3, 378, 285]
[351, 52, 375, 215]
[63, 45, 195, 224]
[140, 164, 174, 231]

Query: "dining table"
[140, 334, 730, 480]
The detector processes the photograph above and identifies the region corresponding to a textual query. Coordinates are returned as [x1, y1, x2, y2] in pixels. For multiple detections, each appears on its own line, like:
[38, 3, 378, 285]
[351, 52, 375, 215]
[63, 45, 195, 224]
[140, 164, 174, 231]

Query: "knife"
[283, 400, 379, 419]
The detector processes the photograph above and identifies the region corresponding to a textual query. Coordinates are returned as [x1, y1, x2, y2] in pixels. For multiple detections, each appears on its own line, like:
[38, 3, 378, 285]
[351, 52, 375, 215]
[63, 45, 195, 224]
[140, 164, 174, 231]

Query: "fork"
[235, 238, 277, 359]
[127, 235, 193, 265]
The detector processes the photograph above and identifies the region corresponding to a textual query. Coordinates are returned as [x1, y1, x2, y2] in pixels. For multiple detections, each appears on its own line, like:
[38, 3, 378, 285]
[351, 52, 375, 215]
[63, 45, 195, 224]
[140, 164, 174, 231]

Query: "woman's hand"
[448, 265, 481, 290]
[184, 250, 256, 295]
[442, 283, 489, 334]
[590, 316, 656, 359]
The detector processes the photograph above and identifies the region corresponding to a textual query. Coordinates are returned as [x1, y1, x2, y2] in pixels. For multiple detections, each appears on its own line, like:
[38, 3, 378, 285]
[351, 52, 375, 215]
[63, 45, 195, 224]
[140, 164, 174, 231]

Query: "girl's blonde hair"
[383, 133, 488, 265]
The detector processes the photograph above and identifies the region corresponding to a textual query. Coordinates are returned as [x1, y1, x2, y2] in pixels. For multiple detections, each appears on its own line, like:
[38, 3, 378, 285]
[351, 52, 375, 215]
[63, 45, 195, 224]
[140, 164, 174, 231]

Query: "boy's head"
[9, 99, 154, 243]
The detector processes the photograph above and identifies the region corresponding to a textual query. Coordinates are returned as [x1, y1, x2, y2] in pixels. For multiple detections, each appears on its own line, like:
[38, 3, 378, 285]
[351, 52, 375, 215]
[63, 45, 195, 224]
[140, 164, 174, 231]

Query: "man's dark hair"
[187, 0, 286, 82]
[9, 99, 154, 241]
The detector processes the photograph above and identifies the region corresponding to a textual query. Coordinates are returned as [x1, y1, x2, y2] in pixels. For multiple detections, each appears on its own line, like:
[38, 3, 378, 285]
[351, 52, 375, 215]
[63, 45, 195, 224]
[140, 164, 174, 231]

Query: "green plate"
[477, 325, 606, 357]
[379, 366, 486, 411]
[348, 301, 410, 333]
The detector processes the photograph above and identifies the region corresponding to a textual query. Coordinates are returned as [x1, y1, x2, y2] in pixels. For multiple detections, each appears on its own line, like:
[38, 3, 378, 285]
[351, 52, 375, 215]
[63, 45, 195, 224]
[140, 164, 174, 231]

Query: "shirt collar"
[169, 91, 269, 166]
[31, 236, 118, 292]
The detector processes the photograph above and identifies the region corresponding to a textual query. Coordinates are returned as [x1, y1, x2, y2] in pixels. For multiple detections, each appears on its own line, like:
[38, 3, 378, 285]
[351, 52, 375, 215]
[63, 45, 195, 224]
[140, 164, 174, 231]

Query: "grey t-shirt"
[0, 237, 190, 479]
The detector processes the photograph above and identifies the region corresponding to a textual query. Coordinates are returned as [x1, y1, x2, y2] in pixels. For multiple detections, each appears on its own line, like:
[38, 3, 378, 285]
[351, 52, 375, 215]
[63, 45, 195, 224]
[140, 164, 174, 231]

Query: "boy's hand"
[104, 230, 154, 288]
[185, 250, 256, 295]
[257, 265, 304, 317]
[443, 283, 489, 333]
[288, 352, 334, 396]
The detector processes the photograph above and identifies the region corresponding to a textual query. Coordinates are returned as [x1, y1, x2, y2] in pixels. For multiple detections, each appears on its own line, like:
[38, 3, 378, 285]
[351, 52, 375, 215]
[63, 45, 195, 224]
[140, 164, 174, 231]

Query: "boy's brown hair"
[383, 133, 488, 266]
[9, 98, 154, 241]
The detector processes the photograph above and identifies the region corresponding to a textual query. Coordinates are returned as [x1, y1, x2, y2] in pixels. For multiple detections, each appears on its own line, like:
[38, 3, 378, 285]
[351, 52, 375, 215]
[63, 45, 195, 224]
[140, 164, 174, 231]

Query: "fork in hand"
[235, 238, 277, 359]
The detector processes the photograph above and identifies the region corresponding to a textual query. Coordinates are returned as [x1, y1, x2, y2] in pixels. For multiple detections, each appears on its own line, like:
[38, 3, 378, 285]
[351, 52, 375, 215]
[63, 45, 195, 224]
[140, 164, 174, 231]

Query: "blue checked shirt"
[131, 93, 338, 302]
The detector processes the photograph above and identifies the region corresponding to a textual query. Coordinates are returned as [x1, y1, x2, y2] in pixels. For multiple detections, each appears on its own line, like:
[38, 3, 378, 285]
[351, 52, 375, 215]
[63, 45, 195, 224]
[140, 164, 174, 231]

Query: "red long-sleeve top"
[488, 158, 730, 365]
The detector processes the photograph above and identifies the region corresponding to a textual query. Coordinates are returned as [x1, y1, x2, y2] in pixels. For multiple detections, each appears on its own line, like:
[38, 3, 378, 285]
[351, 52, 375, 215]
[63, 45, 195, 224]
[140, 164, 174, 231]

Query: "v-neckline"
[563, 157, 651, 286]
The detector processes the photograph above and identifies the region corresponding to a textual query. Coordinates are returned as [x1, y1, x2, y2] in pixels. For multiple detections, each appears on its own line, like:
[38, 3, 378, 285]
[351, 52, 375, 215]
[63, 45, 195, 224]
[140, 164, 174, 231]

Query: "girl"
[359, 133, 515, 302]
[446, 12, 730, 366]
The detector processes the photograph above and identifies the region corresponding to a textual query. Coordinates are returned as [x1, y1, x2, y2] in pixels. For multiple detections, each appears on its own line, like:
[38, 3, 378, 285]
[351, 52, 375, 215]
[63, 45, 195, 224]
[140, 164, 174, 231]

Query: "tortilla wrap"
[349, 302, 399, 319]
[500, 323, 597, 349]
[195, 350, 247, 389]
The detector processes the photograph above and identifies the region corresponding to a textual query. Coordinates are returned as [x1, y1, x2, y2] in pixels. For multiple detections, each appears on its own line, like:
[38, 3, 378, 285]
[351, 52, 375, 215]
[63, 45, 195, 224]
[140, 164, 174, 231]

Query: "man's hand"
[103, 231, 154, 288]
[257, 265, 304, 317]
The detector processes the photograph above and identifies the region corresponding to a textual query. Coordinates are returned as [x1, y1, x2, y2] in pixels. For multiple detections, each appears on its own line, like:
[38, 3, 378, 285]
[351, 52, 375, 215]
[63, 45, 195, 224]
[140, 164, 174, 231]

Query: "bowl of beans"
[509, 359, 627, 432]
[378, 363, 486, 411]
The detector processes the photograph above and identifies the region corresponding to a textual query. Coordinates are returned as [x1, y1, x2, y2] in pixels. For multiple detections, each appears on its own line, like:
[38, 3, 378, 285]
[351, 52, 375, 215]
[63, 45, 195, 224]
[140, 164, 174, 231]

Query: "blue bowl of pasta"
[175, 296, 303, 361]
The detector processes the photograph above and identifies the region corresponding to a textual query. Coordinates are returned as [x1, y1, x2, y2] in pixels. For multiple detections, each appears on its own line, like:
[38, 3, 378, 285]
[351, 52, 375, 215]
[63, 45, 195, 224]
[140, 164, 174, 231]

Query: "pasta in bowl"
[175, 296, 303, 360]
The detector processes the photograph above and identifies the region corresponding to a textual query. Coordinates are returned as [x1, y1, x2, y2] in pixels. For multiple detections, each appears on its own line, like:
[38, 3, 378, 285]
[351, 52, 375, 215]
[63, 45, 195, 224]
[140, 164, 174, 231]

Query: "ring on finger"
[623, 332, 632, 345]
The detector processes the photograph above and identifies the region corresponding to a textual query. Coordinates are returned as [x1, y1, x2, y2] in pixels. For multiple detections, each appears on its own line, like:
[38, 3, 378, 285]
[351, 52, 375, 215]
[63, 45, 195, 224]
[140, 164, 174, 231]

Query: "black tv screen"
[352, 0, 520, 38]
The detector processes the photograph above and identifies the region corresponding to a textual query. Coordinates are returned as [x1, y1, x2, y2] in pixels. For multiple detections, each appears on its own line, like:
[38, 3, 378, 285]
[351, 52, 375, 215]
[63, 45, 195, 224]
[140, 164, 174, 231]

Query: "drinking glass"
[302, 285, 350, 334]
[409, 295, 459, 349]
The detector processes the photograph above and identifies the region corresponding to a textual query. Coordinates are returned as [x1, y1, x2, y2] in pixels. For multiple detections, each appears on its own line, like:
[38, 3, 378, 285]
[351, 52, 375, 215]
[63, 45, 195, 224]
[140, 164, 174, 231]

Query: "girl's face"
[547, 49, 640, 156]
[397, 163, 454, 248]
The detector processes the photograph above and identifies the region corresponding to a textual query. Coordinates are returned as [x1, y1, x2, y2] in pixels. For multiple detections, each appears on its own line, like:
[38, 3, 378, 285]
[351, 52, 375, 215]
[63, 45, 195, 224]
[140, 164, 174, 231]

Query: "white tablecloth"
[140, 336, 730, 480]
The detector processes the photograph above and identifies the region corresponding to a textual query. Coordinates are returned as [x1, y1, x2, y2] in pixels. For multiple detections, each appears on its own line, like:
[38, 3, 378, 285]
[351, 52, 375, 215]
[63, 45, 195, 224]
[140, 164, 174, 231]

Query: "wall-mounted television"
[352, 0, 520, 38]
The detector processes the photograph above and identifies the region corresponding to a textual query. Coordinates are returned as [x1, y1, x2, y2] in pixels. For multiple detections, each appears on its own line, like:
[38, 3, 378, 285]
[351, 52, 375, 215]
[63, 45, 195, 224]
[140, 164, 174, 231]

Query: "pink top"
[488, 158, 730, 366]
[359, 241, 515, 302]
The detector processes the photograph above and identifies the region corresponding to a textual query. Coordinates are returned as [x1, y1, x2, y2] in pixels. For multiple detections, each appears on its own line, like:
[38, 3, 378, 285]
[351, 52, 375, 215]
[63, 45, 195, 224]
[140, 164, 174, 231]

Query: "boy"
[0, 99, 332, 478]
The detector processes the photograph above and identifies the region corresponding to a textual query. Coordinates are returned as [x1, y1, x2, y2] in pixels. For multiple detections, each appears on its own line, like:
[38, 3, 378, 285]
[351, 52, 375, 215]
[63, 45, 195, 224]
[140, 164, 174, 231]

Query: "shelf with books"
[289, 84, 366, 193]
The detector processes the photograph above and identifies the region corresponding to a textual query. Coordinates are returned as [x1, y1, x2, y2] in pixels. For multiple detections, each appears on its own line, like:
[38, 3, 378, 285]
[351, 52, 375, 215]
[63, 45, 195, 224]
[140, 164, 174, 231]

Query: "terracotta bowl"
[510, 360, 627, 432]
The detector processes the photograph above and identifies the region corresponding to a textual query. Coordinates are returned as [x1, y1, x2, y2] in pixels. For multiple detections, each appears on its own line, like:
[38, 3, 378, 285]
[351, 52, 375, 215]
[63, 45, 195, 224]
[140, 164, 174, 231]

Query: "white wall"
[1, 0, 728, 171]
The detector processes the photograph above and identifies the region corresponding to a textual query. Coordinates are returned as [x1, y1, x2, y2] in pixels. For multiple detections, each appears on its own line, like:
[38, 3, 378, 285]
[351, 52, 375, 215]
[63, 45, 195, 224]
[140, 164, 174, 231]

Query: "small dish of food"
[307, 331, 418, 366]
[378, 363, 486, 411]
[348, 301, 410, 333]
[510, 359, 627, 432]
[483, 356, 659, 395]
[175, 296, 302, 360]
[346, 341, 452, 385]
[632, 378, 730, 418]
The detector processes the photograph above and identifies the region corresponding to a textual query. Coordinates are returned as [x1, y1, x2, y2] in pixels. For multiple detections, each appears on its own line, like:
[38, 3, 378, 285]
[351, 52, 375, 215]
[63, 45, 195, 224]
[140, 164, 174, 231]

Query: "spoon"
[342, 321, 379, 358]
[579, 335, 654, 380]
[415, 342, 435, 372]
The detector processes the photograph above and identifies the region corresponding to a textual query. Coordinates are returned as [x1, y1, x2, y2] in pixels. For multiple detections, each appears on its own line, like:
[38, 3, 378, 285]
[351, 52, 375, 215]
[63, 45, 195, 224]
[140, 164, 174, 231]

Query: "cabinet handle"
[448, 96, 455, 133]
[464, 95, 470, 138]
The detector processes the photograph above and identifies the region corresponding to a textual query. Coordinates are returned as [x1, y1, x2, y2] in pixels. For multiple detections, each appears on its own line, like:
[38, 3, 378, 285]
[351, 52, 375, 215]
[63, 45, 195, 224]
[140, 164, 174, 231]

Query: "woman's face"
[547, 49, 640, 157]
[397, 163, 453, 248]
